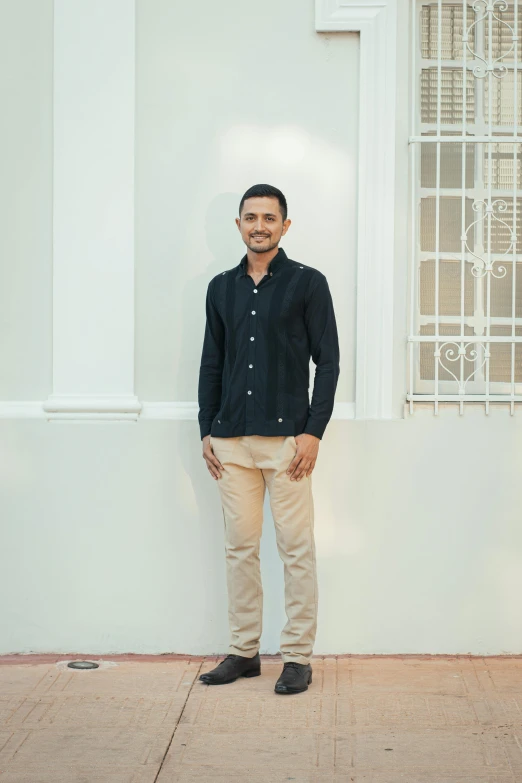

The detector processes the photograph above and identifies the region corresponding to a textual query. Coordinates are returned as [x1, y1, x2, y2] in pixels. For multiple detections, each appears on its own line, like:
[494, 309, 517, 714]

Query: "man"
[197, 184, 340, 694]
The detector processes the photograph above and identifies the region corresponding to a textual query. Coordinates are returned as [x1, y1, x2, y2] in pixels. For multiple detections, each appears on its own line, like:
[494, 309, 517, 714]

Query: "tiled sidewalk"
[1, 654, 522, 781]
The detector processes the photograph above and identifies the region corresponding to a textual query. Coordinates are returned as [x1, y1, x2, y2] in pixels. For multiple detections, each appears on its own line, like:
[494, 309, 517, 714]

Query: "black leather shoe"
[274, 662, 312, 694]
[199, 653, 261, 685]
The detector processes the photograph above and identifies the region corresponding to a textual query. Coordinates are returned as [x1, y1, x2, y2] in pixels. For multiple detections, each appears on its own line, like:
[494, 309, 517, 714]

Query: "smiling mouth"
[252, 235, 269, 239]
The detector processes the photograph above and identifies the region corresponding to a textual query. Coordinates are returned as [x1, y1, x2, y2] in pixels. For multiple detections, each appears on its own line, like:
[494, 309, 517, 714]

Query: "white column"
[316, 0, 398, 419]
[43, 0, 140, 420]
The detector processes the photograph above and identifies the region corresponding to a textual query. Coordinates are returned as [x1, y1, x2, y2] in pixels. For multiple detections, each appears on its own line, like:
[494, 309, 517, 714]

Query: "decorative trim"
[42, 395, 142, 421]
[140, 401, 355, 421]
[0, 400, 354, 422]
[0, 403, 45, 420]
[316, 0, 397, 419]
[140, 402, 200, 420]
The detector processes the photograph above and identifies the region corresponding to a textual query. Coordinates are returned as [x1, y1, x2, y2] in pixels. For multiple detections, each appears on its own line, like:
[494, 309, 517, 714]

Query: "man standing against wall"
[198, 184, 340, 694]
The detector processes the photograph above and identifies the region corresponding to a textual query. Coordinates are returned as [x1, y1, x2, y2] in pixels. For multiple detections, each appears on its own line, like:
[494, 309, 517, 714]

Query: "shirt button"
[253, 288, 258, 293]
[250, 336, 255, 341]
[270, 273, 272, 276]
[251, 310, 256, 315]
[299, 266, 303, 269]
[248, 390, 252, 395]
[249, 364, 253, 368]
[278, 418, 283, 422]
[218, 420, 221, 423]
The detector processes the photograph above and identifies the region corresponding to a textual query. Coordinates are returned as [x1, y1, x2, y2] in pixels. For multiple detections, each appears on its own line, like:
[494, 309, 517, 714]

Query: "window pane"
[420, 196, 475, 251]
[421, 68, 475, 124]
[485, 6, 522, 63]
[488, 326, 522, 382]
[483, 261, 522, 317]
[483, 140, 522, 189]
[481, 197, 522, 253]
[421, 132, 475, 188]
[484, 71, 522, 126]
[420, 259, 475, 315]
[421, 4, 475, 60]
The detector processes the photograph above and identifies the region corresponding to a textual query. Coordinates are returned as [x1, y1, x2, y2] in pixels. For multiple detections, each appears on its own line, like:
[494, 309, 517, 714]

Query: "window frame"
[408, 0, 522, 414]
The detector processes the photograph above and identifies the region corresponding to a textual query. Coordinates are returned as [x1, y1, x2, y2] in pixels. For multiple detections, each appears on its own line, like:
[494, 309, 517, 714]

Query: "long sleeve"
[198, 279, 225, 439]
[302, 273, 340, 440]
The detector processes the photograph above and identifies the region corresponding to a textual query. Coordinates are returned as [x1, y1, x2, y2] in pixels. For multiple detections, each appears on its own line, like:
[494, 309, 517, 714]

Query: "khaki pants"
[210, 434, 318, 665]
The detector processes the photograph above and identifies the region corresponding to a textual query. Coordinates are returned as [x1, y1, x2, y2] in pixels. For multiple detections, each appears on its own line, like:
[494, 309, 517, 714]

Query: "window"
[408, 0, 522, 413]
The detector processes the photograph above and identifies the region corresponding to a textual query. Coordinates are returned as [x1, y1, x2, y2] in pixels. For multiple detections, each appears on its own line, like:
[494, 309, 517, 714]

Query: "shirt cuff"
[199, 423, 212, 440]
[302, 419, 326, 440]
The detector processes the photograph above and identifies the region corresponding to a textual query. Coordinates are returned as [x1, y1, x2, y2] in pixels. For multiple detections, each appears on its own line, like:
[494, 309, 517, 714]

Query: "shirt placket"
[245, 281, 260, 433]
[245, 269, 273, 433]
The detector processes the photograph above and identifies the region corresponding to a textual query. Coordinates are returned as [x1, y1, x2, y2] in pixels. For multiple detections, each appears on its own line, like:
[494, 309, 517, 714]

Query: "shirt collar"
[236, 246, 288, 280]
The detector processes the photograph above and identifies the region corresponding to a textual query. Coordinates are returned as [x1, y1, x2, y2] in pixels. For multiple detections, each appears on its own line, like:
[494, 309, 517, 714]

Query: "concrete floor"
[1, 655, 522, 781]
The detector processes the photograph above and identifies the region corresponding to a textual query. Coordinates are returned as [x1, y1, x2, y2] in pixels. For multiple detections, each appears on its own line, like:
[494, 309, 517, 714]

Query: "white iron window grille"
[408, 0, 522, 414]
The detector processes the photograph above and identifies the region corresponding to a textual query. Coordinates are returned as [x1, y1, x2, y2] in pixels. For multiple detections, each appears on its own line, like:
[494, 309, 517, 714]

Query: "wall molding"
[0, 401, 355, 422]
[140, 401, 355, 421]
[42, 395, 142, 420]
[316, 0, 397, 419]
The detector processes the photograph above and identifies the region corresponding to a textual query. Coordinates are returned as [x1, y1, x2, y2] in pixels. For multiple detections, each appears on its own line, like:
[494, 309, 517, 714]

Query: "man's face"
[236, 196, 291, 254]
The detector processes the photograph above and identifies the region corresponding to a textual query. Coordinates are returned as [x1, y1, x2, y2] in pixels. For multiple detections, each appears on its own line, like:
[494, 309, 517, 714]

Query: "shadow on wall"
[175, 191, 243, 404]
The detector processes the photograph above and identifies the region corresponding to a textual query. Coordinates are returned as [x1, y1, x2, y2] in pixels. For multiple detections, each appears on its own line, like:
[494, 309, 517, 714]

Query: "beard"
[247, 235, 280, 254]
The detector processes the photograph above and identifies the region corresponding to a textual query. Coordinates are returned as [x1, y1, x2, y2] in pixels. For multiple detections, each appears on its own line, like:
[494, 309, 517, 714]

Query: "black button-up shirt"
[198, 246, 340, 441]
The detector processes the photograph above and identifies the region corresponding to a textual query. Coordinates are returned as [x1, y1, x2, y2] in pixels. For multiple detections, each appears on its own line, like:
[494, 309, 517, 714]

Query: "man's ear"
[282, 218, 292, 235]
[235, 217, 241, 231]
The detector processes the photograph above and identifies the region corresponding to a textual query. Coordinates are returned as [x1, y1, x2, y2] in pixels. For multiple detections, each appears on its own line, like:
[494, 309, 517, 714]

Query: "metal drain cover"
[67, 660, 99, 670]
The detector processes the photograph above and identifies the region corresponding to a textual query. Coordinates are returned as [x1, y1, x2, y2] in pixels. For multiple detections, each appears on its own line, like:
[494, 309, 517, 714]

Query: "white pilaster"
[43, 0, 140, 420]
[316, 0, 398, 419]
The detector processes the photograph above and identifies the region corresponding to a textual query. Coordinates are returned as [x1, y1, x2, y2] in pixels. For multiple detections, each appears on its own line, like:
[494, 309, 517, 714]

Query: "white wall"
[1, 0, 522, 657]
[0, 0, 53, 401]
[135, 0, 358, 403]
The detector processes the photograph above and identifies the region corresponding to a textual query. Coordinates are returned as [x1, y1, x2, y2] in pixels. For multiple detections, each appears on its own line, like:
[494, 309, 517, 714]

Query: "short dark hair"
[239, 184, 288, 222]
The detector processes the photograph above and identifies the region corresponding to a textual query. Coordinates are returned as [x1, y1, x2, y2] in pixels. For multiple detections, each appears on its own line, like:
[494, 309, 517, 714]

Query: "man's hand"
[202, 435, 225, 480]
[286, 433, 320, 481]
